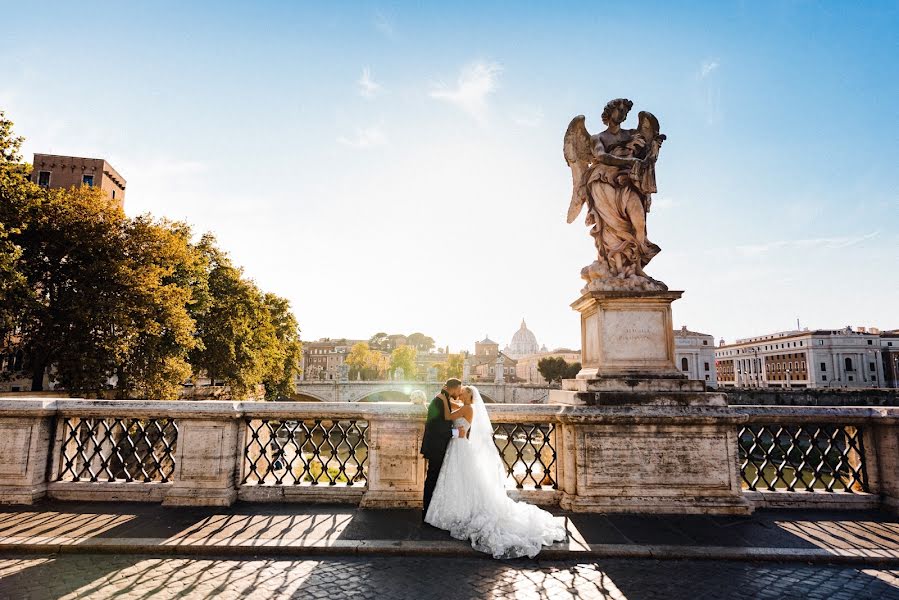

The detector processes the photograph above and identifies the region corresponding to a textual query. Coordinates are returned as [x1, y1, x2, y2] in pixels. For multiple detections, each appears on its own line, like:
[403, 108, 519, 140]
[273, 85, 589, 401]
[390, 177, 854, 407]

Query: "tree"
[189, 235, 280, 399]
[407, 332, 436, 353]
[10, 184, 129, 393]
[260, 292, 302, 399]
[111, 216, 206, 399]
[346, 342, 373, 380]
[537, 357, 579, 385]
[446, 353, 464, 380]
[0, 111, 37, 341]
[389, 345, 417, 380]
[368, 332, 389, 352]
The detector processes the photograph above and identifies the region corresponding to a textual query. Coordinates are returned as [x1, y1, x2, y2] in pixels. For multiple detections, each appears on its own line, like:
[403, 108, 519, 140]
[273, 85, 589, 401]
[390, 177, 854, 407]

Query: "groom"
[420, 378, 466, 520]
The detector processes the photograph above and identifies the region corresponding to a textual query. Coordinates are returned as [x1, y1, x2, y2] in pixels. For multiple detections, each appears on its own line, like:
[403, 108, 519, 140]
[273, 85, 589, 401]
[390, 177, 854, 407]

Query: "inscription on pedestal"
[180, 425, 225, 481]
[602, 310, 666, 361]
[585, 431, 731, 489]
[0, 424, 31, 477]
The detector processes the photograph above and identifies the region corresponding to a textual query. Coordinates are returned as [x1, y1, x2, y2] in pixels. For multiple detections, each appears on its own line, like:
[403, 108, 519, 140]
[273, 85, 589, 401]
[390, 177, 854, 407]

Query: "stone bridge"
[292, 381, 554, 404]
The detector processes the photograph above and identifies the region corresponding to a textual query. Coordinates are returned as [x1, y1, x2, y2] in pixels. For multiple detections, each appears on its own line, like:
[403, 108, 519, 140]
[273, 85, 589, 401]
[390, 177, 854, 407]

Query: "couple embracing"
[420, 378, 566, 559]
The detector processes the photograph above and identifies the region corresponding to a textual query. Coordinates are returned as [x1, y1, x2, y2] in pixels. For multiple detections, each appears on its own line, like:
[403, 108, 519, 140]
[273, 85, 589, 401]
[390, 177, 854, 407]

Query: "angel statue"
[564, 98, 668, 292]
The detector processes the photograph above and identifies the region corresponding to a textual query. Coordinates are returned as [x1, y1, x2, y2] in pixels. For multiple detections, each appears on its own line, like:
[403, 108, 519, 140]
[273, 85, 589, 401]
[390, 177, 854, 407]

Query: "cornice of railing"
[1, 398, 896, 425]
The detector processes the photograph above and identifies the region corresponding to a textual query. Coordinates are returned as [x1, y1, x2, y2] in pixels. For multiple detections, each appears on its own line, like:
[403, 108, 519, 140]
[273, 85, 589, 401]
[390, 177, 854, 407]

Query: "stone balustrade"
[0, 398, 897, 515]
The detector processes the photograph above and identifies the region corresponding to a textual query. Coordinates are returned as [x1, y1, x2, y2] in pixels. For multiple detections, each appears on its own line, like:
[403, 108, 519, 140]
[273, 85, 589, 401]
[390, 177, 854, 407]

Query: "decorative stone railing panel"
[739, 424, 868, 493]
[54, 416, 178, 483]
[243, 418, 368, 486]
[0, 399, 897, 514]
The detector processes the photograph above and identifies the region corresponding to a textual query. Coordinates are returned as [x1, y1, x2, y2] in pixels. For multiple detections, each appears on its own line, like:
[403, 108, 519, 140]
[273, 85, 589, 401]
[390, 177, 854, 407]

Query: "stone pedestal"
[163, 418, 240, 507]
[360, 418, 425, 508]
[573, 290, 685, 382]
[0, 414, 53, 504]
[558, 412, 752, 515]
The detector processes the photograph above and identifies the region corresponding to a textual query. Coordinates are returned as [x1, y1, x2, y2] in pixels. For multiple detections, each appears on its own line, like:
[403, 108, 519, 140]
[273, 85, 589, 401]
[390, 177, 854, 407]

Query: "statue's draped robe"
[585, 146, 660, 275]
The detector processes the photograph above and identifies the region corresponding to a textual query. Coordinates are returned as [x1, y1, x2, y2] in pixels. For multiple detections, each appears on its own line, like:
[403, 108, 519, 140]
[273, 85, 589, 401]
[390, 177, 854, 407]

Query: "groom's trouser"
[422, 453, 445, 518]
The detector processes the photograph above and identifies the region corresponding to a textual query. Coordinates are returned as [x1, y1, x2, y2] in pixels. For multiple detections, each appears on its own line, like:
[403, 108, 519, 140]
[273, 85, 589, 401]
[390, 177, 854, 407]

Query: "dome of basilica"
[504, 319, 541, 357]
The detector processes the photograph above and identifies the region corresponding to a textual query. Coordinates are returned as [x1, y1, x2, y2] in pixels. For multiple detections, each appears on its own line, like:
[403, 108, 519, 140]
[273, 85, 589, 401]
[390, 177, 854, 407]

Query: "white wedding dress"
[424, 387, 566, 558]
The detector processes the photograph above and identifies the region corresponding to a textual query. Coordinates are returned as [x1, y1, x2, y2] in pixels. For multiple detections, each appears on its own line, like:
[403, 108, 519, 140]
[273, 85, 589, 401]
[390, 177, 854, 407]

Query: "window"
[849, 375, 854, 382]
[703, 340, 708, 346]
[845, 357, 854, 371]
[82, 174, 94, 187]
[38, 171, 50, 187]
[822, 375, 827, 381]
[112, 190, 116, 200]
[681, 357, 689, 371]
[870, 362, 876, 372]
[868, 340, 873, 345]
[704, 362, 710, 371]
[821, 362, 826, 372]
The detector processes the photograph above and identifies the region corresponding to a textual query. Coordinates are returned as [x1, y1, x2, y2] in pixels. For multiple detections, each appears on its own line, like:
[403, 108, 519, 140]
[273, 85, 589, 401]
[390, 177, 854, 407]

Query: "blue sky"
[2, 1, 897, 352]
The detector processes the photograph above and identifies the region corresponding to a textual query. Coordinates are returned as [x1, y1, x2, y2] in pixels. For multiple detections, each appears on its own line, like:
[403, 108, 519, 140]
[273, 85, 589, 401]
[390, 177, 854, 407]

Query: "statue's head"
[601, 98, 634, 126]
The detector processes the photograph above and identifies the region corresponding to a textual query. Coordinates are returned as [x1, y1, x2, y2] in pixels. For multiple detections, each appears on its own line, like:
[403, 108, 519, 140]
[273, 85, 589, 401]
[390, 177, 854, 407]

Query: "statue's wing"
[563, 115, 592, 223]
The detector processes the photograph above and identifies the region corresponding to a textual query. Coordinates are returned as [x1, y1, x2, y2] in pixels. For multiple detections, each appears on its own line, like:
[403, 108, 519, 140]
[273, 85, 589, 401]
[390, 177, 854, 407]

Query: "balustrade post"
[163, 410, 242, 507]
[360, 410, 425, 509]
[873, 421, 899, 514]
[0, 399, 55, 504]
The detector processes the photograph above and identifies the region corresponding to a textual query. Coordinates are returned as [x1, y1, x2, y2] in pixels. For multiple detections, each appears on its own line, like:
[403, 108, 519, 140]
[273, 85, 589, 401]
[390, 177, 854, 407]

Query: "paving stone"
[1, 554, 899, 600]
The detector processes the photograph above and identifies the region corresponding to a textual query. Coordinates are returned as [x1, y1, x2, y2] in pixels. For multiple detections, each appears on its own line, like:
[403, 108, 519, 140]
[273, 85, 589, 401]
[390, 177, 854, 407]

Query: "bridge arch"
[289, 391, 329, 402]
[356, 390, 412, 403]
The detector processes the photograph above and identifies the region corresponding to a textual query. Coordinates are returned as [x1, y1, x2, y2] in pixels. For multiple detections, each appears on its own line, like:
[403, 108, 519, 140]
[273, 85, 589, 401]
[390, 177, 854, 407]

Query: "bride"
[424, 385, 566, 558]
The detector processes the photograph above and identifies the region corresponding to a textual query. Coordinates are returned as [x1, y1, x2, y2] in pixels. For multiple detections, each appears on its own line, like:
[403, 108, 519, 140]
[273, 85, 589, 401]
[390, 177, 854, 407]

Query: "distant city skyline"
[2, 2, 896, 352]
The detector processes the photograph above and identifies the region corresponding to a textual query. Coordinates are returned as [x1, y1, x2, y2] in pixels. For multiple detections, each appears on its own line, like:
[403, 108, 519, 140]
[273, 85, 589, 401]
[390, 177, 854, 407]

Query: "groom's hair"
[445, 378, 462, 389]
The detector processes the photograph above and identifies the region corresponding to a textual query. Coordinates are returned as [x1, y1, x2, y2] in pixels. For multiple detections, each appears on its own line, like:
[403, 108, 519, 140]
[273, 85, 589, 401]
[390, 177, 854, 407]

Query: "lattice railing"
[243, 419, 368, 486]
[54, 417, 177, 483]
[738, 424, 868, 492]
[492, 423, 557, 490]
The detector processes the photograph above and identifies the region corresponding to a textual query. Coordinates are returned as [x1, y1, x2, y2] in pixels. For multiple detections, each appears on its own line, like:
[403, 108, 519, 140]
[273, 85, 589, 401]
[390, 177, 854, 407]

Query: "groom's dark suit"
[420, 389, 454, 518]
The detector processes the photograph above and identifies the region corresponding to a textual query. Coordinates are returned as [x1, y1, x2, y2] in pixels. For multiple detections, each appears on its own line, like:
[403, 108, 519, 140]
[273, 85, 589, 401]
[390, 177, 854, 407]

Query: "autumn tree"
[189, 235, 282, 399]
[260, 293, 302, 399]
[389, 345, 417, 380]
[446, 353, 465, 379]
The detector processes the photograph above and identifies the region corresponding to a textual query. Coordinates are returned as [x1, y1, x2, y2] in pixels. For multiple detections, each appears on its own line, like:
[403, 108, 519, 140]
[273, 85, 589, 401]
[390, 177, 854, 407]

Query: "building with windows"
[881, 330, 899, 388]
[674, 326, 717, 388]
[301, 338, 365, 381]
[31, 153, 126, 208]
[469, 336, 518, 382]
[715, 327, 888, 389]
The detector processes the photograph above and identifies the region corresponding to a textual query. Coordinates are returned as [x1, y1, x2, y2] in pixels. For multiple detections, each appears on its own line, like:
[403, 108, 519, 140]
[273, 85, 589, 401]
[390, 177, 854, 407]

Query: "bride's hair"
[462, 385, 480, 404]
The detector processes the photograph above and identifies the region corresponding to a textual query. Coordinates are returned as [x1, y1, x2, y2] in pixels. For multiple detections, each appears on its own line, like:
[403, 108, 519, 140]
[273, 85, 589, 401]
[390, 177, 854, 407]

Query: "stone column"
[164, 413, 242, 507]
[0, 400, 55, 504]
[875, 351, 885, 387]
[873, 422, 899, 514]
[361, 415, 425, 508]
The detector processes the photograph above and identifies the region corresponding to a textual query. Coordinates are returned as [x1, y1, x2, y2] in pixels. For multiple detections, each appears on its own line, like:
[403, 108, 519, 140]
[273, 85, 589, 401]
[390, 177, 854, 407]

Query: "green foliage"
[346, 342, 388, 381]
[368, 332, 389, 351]
[389, 345, 417, 379]
[446, 353, 464, 379]
[0, 112, 303, 400]
[260, 293, 303, 399]
[537, 357, 581, 384]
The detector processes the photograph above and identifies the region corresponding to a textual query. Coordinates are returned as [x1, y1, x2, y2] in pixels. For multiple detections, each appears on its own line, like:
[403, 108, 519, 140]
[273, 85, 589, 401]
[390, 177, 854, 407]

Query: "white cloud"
[736, 231, 880, 257]
[358, 67, 383, 99]
[337, 124, 388, 149]
[430, 61, 502, 124]
[511, 105, 544, 128]
[650, 195, 678, 211]
[699, 59, 720, 79]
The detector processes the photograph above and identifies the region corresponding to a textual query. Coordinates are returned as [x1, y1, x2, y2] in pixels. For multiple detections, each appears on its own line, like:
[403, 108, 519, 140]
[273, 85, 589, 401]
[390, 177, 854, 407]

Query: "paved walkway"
[1, 503, 898, 599]
[0, 502, 898, 564]
[1, 554, 898, 599]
